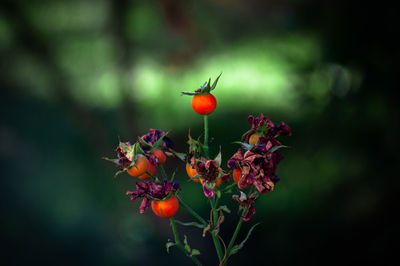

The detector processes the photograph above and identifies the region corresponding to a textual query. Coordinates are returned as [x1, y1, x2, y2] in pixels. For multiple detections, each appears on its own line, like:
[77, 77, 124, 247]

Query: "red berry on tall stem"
[191, 94, 217, 115]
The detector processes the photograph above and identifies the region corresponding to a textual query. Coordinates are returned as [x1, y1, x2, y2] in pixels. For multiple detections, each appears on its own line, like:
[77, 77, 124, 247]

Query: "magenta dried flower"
[233, 191, 258, 221]
[229, 114, 290, 193]
[140, 129, 174, 152]
[244, 114, 291, 143]
[126, 180, 180, 213]
[191, 157, 230, 197]
[112, 141, 140, 171]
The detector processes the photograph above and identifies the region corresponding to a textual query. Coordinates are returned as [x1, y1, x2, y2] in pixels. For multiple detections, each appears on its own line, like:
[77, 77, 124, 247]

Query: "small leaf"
[170, 171, 176, 182]
[183, 235, 191, 253]
[214, 151, 222, 165]
[210, 73, 222, 91]
[202, 78, 212, 93]
[175, 220, 205, 229]
[123, 144, 137, 162]
[232, 141, 253, 150]
[102, 157, 120, 165]
[190, 249, 201, 256]
[229, 223, 260, 255]
[168, 149, 186, 162]
[217, 205, 231, 214]
[119, 142, 130, 153]
[216, 190, 221, 199]
[166, 241, 176, 253]
[113, 169, 125, 179]
[138, 138, 152, 148]
[230, 245, 240, 255]
[269, 145, 288, 153]
[182, 91, 199, 95]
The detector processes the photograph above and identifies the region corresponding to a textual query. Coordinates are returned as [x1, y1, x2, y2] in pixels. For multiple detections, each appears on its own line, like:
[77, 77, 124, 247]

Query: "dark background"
[1, 0, 398, 265]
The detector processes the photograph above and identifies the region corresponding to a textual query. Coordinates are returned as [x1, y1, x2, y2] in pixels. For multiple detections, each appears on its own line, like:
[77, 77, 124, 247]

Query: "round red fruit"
[151, 195, 179, 218]
[191, 94, 217, 115]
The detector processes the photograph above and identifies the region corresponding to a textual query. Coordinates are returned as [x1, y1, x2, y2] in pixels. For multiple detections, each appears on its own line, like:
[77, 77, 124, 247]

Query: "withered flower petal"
[191, 157, 230, 197]
[202, 181, 215, 198]
[126, 180, 180, 213]
[139, 197, 150, 214]
[228, 114, 290, 193]
[232, 192, 258, 221]
[140, 129, 173, 152]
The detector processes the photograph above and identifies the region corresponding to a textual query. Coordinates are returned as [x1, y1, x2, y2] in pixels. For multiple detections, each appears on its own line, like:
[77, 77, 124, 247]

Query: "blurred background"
[1, 0, 398, 265]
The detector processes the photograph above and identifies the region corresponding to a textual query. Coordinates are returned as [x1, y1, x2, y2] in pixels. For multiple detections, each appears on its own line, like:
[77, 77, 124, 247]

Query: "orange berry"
[249, 133, 261, 146]
[152, 149, 166, 164]
[186, 163, 200, 182]
[127, 154, 149, 177]
[138, 162, 156, 180]
[151, 195, 179, 218]
[233, 169, 241, 184]
[191, 94, 217, 115]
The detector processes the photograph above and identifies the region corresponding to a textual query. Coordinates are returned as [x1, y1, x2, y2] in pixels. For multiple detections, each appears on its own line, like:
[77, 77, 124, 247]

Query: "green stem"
[159, 165, 169, 180]
[170, 218, 202, 266]
[203, 115, 209, 158]
[177, 194, 223, 262]
[223, 208, 247, 265]
[176, 194, 207, 226]
[222, 182, 237, 193]
[145, 170, 160, 182]
[209, 198, 224, 262]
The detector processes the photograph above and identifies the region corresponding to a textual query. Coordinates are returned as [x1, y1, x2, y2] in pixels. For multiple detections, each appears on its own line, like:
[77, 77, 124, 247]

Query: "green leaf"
[183, 235, 191, 253]
[181, 91, 199, 95]
[210, 73, 222, 91]
[269, 145, 288, 153]
[190, 249, 201, 256]
[175, 220, 205, 229]
[216, 190, 221, 199]
[138, 138, 152, 149]
[232, 141, 253, 150]
[214, 151, 222, 165]
[230, 223, 260, 255]
[188, 132, 205, 156]
[149, 132, 168, 152]
[168, 149, 186, 162]
[113, 169, 125, 179]
[216, 205, 231, 213]
[102, 157, 120, 165]
[166, 241, 176, 253]
[230, 244, 240, 255]
[170, 171, 176, 182]
[119, 142, 130, 153]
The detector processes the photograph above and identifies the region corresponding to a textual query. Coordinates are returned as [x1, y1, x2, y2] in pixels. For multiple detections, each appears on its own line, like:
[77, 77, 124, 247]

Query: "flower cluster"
[126, 180, 180, 213]
[228, 114, 291, 194]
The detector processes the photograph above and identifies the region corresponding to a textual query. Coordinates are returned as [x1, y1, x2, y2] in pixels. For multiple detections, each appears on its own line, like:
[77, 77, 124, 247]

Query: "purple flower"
[191, 157, 230, 197]
[228, 114, 290, 193]
[115, 141, 135, 169]
[232, 192, 258, 221]
[228, 148, 279, 193]
[140, 129, 173, 153]
[244, 114, 291, 143]
[126, 180, 180, 213]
